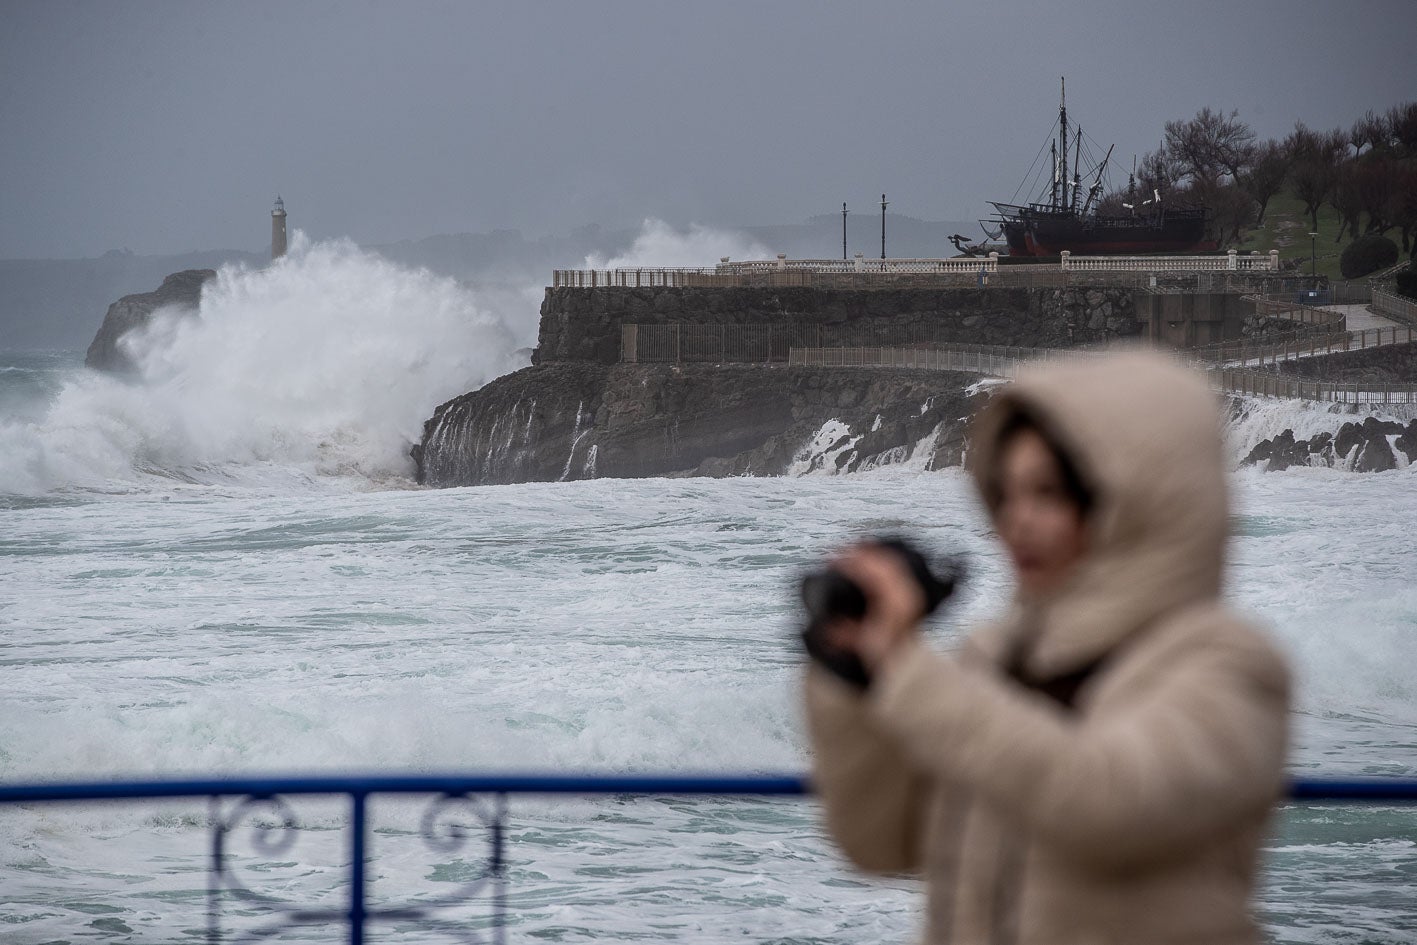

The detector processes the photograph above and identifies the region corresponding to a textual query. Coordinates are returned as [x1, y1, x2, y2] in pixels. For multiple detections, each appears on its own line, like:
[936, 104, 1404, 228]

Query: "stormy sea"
[2, 242, 1414, 943]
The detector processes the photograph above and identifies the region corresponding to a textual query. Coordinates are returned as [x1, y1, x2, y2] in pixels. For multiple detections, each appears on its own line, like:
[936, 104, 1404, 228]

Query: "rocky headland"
[414, 361, 985, 485]
[415, 284, 1145, 487]
[85, 269, 215, 373]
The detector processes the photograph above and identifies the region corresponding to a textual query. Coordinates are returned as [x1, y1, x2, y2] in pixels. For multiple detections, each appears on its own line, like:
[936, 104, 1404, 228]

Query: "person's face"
[995, 428, 1091, 596]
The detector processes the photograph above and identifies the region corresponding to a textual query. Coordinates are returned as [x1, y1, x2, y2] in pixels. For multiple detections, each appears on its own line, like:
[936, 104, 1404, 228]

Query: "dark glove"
[801, 619, 871, 689]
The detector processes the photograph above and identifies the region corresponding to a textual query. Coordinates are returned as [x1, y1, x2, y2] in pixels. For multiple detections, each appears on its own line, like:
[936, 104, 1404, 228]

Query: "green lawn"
[1236, 193, 1390, 284]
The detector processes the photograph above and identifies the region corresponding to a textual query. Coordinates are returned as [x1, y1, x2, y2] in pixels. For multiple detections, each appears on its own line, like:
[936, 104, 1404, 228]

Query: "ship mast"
[1071, 128, 1083, 212]
[1082, 144, 1115, 215]
[1050, 140, 1059, 207]
[1057, 77, 1067, 212]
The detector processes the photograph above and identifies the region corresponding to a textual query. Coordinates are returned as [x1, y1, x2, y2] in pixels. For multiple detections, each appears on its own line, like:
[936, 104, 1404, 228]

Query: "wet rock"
[1354, 433, 1397, 473]
[85, 269, 216, 373]
[1395, 420, 1417, 464]
[1334, 421, 1363, 460]
[1242, 438, 1274, 467]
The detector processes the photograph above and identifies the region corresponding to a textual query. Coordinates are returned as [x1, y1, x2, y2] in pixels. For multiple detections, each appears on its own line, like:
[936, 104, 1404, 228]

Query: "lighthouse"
[271, 196, 288, 260]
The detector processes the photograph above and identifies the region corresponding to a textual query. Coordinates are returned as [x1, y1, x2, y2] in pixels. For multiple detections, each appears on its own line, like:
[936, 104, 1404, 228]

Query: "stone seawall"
[534, 285, 1140, 364]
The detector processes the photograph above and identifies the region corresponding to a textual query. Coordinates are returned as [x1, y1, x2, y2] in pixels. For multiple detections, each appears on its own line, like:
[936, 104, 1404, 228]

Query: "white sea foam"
[0, 235, 527, 494]
[0, 465, 1414, 943]
[1226, 395, 1417, 471]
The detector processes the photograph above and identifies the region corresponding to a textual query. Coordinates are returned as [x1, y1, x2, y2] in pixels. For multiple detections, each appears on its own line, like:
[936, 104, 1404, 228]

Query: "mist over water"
[0, 235, 530, 494]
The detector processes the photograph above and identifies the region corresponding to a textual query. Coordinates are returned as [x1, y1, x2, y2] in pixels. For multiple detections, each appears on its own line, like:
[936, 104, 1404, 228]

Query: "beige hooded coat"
[805, 351, 1291, 945]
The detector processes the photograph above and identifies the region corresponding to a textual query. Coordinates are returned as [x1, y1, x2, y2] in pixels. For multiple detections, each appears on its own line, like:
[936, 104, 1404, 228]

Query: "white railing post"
[1227, 249, 1238, 271]
[1269, 250, 1279, 271]
[1059, 250, 1071, 271]
[776, 254, 787, 271]
[854, 253, 864, 272]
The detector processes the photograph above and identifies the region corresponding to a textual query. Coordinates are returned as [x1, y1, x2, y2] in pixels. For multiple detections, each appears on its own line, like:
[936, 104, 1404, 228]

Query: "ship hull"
[998, 207, 1213, 257]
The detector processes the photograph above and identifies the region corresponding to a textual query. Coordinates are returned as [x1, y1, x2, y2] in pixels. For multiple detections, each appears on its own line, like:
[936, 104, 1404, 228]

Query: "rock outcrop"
[84, 269, 215, 373]
[414, 363, 984, 486]
[1241, 417, 1416, 473]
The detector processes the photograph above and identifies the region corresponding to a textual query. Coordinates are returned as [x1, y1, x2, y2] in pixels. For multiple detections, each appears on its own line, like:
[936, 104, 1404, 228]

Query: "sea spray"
[0, 236, 528, 494]
[584, 219, 772, 269]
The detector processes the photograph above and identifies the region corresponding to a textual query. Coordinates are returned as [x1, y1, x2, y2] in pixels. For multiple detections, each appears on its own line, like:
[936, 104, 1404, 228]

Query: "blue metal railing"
[2, 773, 1415, 944]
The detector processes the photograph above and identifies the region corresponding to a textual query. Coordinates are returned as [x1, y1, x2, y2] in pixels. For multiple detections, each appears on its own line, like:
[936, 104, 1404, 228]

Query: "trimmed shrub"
[1340, 234, 1400, 279]
[1395, 266, 1417, 301]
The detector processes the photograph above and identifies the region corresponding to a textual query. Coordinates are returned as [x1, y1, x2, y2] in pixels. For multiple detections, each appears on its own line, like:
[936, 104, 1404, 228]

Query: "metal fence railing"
[1189, 327, 1417, 369]
[2, 772, 1414, 945]
[1212, 367, 1417, 405]
[786, 344, 1101, 377]
[786, 342, 1417, 405]
[1373, 286, 1417, 327]
[621, 325, 1094, 364]
[621, 323, 825, 363]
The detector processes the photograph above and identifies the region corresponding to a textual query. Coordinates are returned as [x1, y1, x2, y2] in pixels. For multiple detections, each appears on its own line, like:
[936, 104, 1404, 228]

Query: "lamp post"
[1309, 231, 1319, 285]
[881, 194, 889, 259]
[841, 203, 849, 261]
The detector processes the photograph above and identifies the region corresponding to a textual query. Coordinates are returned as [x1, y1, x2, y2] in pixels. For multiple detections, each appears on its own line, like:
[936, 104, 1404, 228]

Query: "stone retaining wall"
[534, 286, 1141, 364]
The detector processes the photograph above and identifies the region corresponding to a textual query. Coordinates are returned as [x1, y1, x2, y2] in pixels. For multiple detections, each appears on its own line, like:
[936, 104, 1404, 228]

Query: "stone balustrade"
[552, 250, 1283, 288]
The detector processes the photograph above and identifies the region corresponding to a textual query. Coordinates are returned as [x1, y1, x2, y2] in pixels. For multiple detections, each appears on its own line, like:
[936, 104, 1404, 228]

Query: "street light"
[841, 203, 849, 261]
[1309, 231, 1319, 284]
[881, 194, 889, 260]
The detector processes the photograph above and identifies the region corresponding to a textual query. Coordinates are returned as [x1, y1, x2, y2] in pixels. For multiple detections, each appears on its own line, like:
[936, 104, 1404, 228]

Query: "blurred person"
[803, 350, 1291, 945]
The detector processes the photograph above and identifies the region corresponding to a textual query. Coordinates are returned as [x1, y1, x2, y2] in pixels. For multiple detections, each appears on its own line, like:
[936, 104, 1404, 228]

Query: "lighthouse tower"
[271, 196, 288, 260]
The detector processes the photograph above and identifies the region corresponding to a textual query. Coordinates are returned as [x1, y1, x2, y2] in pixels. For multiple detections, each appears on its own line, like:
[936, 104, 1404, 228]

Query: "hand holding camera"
[800, 536, 961, 688]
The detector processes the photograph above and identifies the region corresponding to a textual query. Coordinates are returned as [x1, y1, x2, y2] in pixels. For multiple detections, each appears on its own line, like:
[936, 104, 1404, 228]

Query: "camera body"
[799, 536, 962, 688]
[800, 536, 959, 624]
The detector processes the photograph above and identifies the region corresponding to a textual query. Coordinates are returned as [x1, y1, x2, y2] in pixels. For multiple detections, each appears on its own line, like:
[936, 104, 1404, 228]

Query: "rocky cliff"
[415, 283, 1151, 488]
[415, 363, 984, 485]
[84, 269, 215, 373]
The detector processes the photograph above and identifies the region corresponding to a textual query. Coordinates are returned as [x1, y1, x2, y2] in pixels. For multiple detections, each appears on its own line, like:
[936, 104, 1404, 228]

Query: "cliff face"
[415, 363, 984, 486]
[84, 269, 215, 373]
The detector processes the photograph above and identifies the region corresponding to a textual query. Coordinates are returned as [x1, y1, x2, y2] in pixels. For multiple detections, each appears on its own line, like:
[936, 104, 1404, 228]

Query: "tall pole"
[880, 194, 888, 259]
[842, 203, 849, 260]
[1309, 231, 1318, 285]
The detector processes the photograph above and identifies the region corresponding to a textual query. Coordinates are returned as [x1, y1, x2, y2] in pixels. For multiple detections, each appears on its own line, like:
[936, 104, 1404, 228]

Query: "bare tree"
[1387, 102, 1417, 157]
[1349, 110, 1385, 157]
[1239, 140, 1289, 226]
[1163, 107, 1257, 188]
[1286, 124, 1347, 231]
[1392, 164, 1417, 258]
[1137, 146, 1184, 195]
[1329, 163, 1364, 242]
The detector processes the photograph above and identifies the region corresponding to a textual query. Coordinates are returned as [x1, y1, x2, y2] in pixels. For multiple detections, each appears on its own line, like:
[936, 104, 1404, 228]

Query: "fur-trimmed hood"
[966, 350, 1228, 678]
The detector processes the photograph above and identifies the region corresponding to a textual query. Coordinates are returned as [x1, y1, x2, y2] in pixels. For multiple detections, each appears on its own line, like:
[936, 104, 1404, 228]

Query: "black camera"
[799, 536, 961, 688]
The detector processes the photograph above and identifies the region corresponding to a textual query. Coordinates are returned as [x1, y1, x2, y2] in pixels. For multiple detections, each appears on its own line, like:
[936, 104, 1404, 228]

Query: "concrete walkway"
[1322, 303, 1404, 333]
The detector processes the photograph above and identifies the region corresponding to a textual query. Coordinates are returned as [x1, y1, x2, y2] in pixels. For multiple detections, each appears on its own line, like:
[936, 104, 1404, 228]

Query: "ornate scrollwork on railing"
[207, 794, 346, 944]
[205, 791, 509, 945]
[375, 792, 508, 936]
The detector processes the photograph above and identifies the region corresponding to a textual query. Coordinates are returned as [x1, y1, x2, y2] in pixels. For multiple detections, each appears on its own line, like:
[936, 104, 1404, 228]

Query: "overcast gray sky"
[3, 0, 1413, 259]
